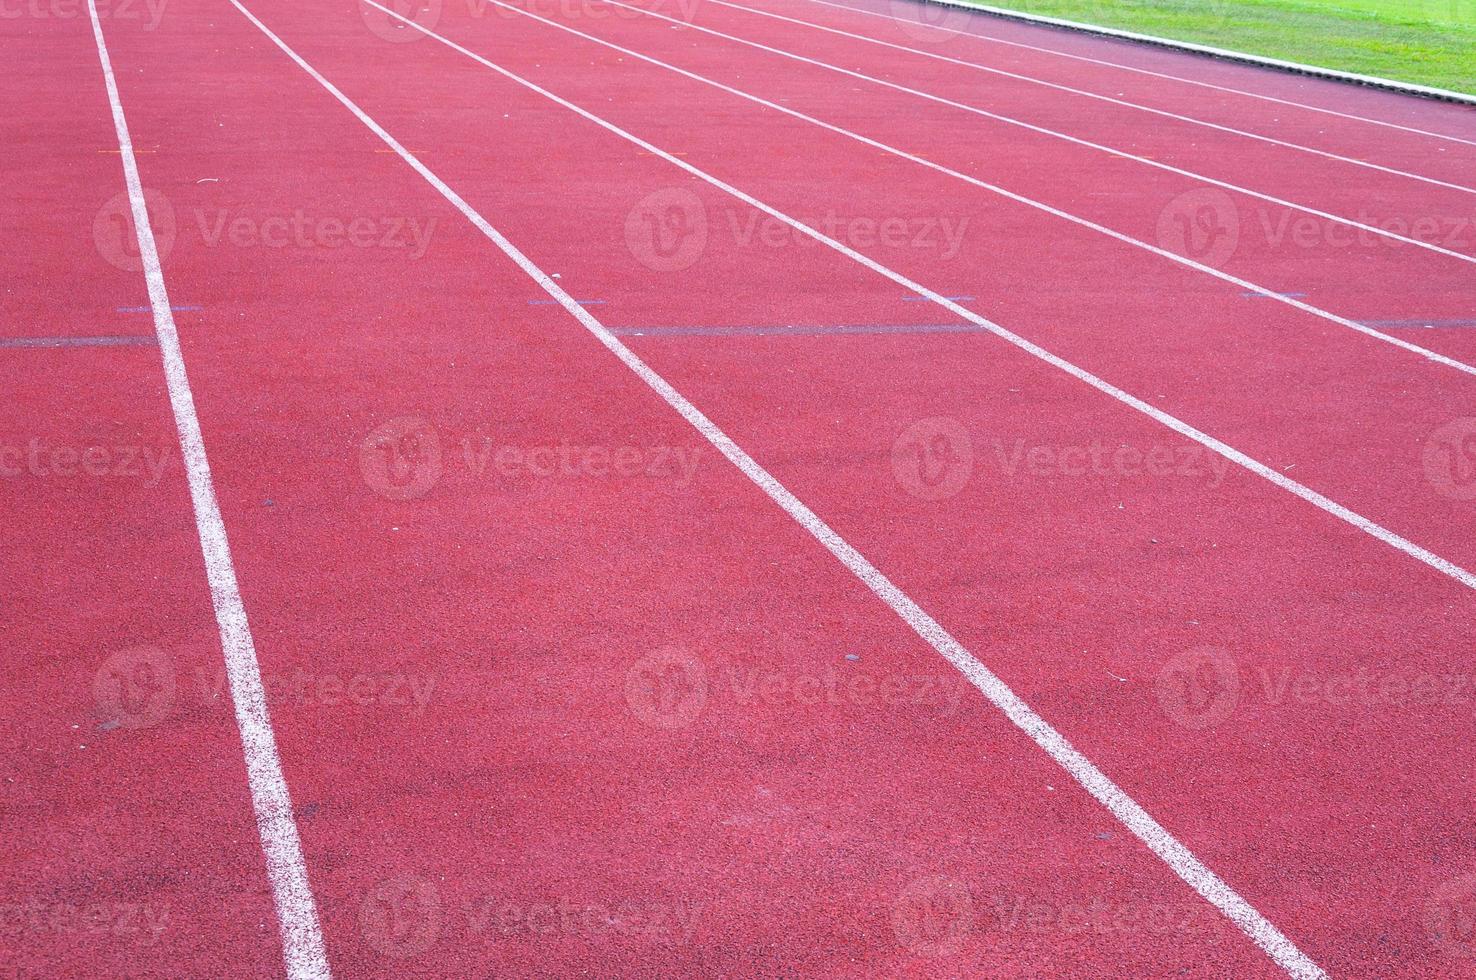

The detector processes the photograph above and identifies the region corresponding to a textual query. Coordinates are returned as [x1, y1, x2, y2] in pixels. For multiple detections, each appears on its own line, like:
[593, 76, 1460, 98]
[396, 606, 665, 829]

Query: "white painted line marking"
[85, 6, 332, 979]
[606, 0, 1476, 265]
[227, 3, 1328, 973]
[799, 0, 1476, 146]
[802, 0, 1476, 145]
[908, 0, 1476, 107]
[451, 0, 1476, 379]
[730, 0, 1476, 195]
[369, 0, 1476, 582]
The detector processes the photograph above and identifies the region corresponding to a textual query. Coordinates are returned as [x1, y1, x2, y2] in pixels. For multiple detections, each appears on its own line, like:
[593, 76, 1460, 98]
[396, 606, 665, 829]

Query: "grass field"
[962, 0, 1476, 95]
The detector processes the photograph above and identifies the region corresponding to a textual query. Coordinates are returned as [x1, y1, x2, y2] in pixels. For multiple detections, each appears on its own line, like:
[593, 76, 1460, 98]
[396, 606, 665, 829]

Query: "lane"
[85, 0, 1300, 974]
[804, 0, 1476, 181]
[183, 0, 1476, 973]
[366, 0, 1476, 576]
[0, 350, 289, 979]
[692, 0, 1476, 204]
[0, 9, 299, 977]
[584, 0, 1476, 353]
[0, 10, 156, 340]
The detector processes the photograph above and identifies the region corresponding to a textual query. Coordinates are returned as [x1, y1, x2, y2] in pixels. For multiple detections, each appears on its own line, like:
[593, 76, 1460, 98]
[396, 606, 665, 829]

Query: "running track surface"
[4, 0, 1476, 975]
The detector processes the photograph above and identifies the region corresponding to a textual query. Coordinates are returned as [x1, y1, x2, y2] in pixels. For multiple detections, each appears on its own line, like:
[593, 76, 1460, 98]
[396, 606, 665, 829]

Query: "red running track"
[3, 0, 1475, 976]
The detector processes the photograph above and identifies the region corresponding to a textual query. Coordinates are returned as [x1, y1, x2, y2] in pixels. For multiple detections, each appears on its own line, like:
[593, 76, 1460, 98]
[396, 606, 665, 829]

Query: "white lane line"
[375, 1, 1476, 587]
[605, 0, 1476, 265]
[224, 4, 1328, 974]
[85, 6, 332, 979]
[712, 0, 1476, 196]
[440, 0, 1476, 379]
[802, 0, 1476, 149]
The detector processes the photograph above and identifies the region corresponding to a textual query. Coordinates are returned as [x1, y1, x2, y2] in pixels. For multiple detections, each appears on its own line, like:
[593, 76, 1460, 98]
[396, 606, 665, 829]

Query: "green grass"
[960, 0, 1476, 95]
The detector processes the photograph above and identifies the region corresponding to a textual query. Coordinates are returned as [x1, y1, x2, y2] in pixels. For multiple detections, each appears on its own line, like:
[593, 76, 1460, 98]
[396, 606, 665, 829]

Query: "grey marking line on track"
[604, 0, 1476, 265]
[788, 0, 1476, 159]
[614, 323, 980, 336]
[0, 335, 159, 348]
[1361, 318, 1476, 329]
[462, 0, 1476, 382]
[238, 1, 1332, 973]
[119, 304, 202, 312]
[85, 6, 332, 980]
